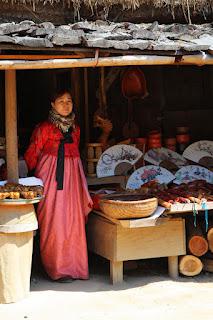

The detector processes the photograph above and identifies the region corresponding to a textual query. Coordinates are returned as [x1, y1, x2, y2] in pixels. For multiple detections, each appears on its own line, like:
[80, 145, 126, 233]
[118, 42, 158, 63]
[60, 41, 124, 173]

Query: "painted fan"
[96, 144, 142, 178]
[174, 165, 213, 185]
[126, 165, 175, 190]
[144, 147, 187, 168]
[183, 140, 213, 164]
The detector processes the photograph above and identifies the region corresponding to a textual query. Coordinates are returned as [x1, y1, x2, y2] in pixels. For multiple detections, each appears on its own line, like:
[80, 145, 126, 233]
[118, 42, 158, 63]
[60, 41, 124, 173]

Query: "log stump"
[179, 255, 203, 276]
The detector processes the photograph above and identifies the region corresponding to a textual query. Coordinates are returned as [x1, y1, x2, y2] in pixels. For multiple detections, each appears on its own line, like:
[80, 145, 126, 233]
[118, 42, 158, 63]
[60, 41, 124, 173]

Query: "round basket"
[99, 197, 158, 219]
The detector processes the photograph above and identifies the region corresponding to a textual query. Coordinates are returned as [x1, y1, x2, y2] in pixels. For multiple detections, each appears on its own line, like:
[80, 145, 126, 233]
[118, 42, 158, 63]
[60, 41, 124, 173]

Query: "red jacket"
[24, 121, 80, 171]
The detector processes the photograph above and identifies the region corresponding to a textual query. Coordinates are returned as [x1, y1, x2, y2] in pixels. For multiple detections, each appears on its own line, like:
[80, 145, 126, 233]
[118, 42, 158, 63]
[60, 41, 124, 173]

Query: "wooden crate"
[87, 212, 186, 284]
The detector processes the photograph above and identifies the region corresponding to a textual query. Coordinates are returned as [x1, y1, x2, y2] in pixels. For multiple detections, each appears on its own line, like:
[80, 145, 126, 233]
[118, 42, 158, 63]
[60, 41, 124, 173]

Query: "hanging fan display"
[174, 165, 213, 185]
[126, 165, 175, 190]
[144, 147, 187, 168]
[96, 144, 142, 178]
[183, 140, 213, 164]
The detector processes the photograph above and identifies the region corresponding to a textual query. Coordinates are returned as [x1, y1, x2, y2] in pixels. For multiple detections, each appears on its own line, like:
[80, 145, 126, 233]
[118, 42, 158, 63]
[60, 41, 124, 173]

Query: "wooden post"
[71, 68, 80, 109]
[84, 68, 90, 143]
[5, 70, 19, 183]
[168, 256, 179, 279]
[110, 261, 123, 285]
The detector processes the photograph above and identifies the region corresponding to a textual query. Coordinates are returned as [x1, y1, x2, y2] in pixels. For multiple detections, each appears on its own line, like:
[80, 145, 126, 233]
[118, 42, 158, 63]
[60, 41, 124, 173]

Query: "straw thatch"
[0, 0, 212, 23]
[1, 0, 212, 10]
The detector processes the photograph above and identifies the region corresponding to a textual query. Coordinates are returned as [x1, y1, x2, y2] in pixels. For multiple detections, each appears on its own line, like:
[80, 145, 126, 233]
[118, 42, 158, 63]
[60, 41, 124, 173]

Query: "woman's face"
[51, 92, 73, 117]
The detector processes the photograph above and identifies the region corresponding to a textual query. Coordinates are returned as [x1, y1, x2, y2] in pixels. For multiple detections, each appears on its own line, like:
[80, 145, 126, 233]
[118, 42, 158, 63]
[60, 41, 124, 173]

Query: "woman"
[24, 90, 93, 282]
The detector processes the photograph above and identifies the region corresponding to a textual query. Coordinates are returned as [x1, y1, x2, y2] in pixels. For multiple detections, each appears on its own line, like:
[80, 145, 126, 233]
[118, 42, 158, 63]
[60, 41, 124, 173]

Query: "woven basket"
[99, 197, 158, 219]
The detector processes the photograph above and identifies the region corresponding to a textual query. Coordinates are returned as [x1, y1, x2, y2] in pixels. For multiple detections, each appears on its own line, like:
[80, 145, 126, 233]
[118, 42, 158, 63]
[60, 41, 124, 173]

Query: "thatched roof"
[0, 0, 212, 8]
[1, 0, 212, 14]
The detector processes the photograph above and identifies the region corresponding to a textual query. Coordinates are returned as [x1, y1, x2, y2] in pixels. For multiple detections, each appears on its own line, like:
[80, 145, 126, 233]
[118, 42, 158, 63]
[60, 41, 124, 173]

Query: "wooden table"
[87, 212, 186, 284]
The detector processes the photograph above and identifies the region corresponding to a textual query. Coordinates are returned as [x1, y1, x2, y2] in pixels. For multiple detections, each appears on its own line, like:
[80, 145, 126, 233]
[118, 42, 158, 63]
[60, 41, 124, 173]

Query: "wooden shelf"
[86, 175, 128, 186]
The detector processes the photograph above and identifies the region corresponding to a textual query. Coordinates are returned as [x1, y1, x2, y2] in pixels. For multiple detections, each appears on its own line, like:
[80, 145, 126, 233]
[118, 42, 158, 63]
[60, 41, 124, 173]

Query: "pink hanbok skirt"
[35, 154, 92, 280]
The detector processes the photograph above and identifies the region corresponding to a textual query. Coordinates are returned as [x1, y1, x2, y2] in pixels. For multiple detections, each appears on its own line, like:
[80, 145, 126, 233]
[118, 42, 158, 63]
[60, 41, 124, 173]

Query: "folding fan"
[144, 147, 187, 168]
[96, 144, 142, 178]
[183, 141, 213, 163]
[174, 165, 213, 185]
[126, 165, 175, 190]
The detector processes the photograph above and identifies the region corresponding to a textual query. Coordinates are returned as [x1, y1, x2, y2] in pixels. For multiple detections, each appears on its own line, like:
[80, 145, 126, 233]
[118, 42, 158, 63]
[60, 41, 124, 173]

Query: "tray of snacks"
[126, 180, 213, 214]
[159, 180, 213, 213]
[0, 183, 44, 205]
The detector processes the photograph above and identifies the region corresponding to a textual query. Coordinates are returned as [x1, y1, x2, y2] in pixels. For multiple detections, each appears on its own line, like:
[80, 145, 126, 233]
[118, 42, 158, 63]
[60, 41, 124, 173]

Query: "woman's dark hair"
[50, 88, 78, 122]
[50, 89, 73, 103]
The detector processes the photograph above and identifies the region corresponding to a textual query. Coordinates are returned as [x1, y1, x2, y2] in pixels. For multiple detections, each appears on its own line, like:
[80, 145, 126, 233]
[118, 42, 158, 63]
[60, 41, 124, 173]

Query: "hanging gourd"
[121, 67, 148, 99]
[121, 67, 148, 138]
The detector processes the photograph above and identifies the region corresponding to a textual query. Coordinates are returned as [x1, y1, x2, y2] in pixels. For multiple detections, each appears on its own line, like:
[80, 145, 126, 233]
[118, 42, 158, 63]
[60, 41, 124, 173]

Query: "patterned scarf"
[48, 108, 75, 133]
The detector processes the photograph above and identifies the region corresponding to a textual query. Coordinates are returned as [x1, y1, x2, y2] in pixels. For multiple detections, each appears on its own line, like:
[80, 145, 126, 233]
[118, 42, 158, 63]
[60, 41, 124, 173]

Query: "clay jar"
[148, 130, 162, 149]
[176, 126, 190, 144]
[135, 137, 147, 151]
[176, 134, 190, 144]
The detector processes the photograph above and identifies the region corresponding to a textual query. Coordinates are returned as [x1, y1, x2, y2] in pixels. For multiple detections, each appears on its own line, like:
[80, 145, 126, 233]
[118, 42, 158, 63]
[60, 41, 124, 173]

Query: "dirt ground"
[0, 257, 213, 320]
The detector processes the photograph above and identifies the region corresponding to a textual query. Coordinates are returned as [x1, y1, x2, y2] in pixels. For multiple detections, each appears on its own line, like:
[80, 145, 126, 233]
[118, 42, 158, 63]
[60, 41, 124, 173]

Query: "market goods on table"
[96, 144, 142, 178]
[126, 165, 175, 190]
[0, 183, 44, 200]
[125, 180, 213, 213]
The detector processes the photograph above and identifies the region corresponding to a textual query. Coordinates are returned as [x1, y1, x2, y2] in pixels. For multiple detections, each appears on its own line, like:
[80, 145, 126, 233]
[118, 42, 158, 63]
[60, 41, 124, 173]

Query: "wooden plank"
[167, 201, 213, 214]
[117, 206, 166, 228]
[87, 175, 128, 186]
[115, 218, 186, 261]
[87, 214, 117, 261]
[118, 217, 166, 228]
[110, 261, 123, 285]
[0, 54, 212, 70]
[93, 208, 166, 228]
[92, 210, 119, 225]
[0, 54, 83, 60]
[5, 70, 19, 183]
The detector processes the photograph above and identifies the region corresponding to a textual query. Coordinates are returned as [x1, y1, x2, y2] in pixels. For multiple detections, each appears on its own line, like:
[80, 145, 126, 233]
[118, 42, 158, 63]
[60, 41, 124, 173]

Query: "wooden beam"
[0, 54, 212, 70]
[5, 70, 19, 183]
[0, 54, 83, 60]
